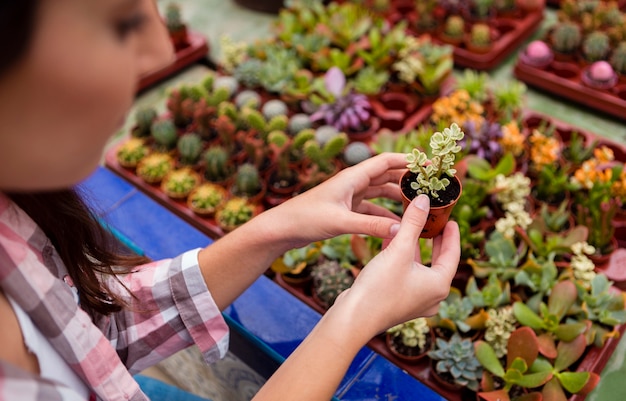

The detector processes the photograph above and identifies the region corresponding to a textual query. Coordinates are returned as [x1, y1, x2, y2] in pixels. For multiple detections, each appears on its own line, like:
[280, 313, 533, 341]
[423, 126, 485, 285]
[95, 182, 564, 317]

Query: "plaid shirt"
[0, 193, 229, 400]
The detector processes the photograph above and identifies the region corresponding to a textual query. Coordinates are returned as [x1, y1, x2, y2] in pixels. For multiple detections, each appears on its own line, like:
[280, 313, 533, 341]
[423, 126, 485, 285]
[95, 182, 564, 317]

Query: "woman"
[0, 1, 460, 400]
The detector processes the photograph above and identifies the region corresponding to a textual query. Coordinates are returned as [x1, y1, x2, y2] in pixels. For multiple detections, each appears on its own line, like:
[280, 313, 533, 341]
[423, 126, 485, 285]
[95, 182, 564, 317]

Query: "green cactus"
[132, 107, 157, 137]
[212, 76, 239, 98]
[582, 31, 610, 62]
[116, 138, 149, 167]
[428, 333, 483, 391]
[443, 15, 465, 39]
[266, 115, 289, 133]
[233, 58, 264, 89]
[216, 197, 255, 229]
[232, 163, 262, 198]
[288, 113, 313, 135]
[343, 141, 371, 166]
[234, 90, 262, 109]
[311, 260, 354, 309]
[262, 99, 289, 120]
[304, 132, 348, 174]
[610, 41, 626, 75]
[470, 23, 491, 47]
[551, 22, 582, 54]
[177, 133, 203, 165]
[203, 146, 232, 182]
[165, 3, 184, 33]
[151, 120, 178, 151]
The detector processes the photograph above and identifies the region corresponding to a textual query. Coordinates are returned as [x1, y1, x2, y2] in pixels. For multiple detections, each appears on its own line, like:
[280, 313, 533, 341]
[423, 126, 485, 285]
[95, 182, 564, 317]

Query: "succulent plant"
[310, 67, 371, 132]
[428, 333, 483, 391]
[161, 168, 199, 198]
[311, 259, 354, 308]
[550, 22, 582, 54]
[234, 90, 262, 109]
[132, 106, 158, 137]
[288, 113, 313, 135]
[436, 289, 475, 333]
[483, 306, 516, 359]
[203, 145, 232, 182]
[443, 15, 465, 39]
[352, 66, 389, 96]
[136, 153, 174, 184]
[116, 138, 149, 168]
[609, 41, 626, 75]
[343, 141, 372, 166]
[232, 163, 262, 198]
[177, 133, 203, 165]
[216, 197, 255, 230]
[303, 132, 348, 175]
[212, 75, 239, 98]
[187, 183, 227, 215]
[387, 317, 431, 350]
[233, 58, 264, 89]
[582, 31, 610, 62]
[165, 3, 185, 33]
[470, 23, 492, 47]
[460, 120, 503, 162]
[151, 119, 178, 151]
[262, 99, 289, 120]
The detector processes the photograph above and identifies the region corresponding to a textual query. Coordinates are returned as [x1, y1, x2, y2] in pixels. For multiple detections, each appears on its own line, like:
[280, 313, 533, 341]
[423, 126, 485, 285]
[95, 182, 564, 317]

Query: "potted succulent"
[439, 15, 465, 46]
[176, 132, 204, 167]
[215, 197, 257, 233]
[399, 122, 465, 238]
[202, 145, 234, 184]
[230, 163, 265, 204]
[187, 183, 228, 217]
[160, 167, 201, 200]
[136, 153, 175, 184]
[116, 138, 149, 169]
[165, 3, 189, 50]
[386, 317, 434, 363]
[428, 332, 483, 392]
[271, 242, 322, 287]
[466, 23, 494, 53]
[130, 106, 158, 138]
[518, 40, 554, 69]
[310, 259, 354, 310]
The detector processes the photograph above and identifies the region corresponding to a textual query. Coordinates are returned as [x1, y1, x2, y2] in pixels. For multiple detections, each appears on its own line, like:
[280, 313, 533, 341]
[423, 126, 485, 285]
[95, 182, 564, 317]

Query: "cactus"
[288, 113, 313, 135]
[233, 58, 264, 88]
[132, 107, 157, 137]
[343, 141, 372, 166]
[161, 168, 199, 198]
[311, 260, 354, 309]
[582, 31, 610, 62]
[610, 41, 626, 75]
[216, 197, 255, 230]
[428, 333, 483, 391]
[267, 114, 288, 133]
[203, 146, 232, 182]
[232, 163, 262, 198]
[314, 125, 340, 146]
[234, 90, 262, 109]
[443, 15, 465, 39]
[116, 138, 149, 168]
[551, 22, 582, 54]
[470, 23, 491, 47]
[136, 153, 174, 184]
[177, 133, 203, 165]
[165, 3, 184, 33]
[212, 76, 239, 98]
[151, 119, 178, 151]
[304, 132, 348, 174]
[262, 99, 289, 120]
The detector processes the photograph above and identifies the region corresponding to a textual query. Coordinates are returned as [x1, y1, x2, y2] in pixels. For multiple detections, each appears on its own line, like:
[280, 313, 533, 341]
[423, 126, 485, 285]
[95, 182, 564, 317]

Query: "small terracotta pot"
[399, 172, 463, 239]
[385, 329, 434, 364]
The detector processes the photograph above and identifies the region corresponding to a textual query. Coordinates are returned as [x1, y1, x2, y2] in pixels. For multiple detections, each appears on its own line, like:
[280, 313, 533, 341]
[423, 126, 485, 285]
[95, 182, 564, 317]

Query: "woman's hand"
[262, 152, 408, 250]
[330, 194, 460, 341]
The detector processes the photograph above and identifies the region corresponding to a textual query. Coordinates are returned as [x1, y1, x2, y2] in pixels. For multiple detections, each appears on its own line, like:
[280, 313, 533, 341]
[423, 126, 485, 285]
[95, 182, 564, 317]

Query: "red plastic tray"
[137, 31, 209, 92]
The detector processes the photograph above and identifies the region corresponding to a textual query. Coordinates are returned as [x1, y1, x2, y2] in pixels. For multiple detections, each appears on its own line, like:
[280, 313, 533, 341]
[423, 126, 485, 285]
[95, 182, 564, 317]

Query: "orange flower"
[529, 129, 560, 167]
[500, 121, 524, 156]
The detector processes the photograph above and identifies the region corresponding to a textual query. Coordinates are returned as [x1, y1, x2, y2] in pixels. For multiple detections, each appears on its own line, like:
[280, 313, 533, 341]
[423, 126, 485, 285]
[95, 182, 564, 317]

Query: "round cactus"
[314, 125, 340, 146]
[177, 133, 203, 165]
[203, 146, 232, 182]
[550, 22, 582, 54]
[343, 141, 372, 166]
[288, 113, 313, 135]
[262, 99, 288, 120]
[311, 260, 354, 309]
[233, 59, 264, 89]
[610, 42, 626, 75]
[582, 31, 610, 62]
[233, 163, 262, 198]
[470, 23, 491, 47]
[443, 15, 465, 38]
[212, 76, 239, 97]
[133, 106, 157, 137]
[234, 90, 262, 109]
[151, 119, 178, 151]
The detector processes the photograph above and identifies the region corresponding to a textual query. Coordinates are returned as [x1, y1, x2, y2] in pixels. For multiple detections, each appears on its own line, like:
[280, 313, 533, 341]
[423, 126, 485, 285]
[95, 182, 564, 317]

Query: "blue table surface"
[79, 166, 447, 401]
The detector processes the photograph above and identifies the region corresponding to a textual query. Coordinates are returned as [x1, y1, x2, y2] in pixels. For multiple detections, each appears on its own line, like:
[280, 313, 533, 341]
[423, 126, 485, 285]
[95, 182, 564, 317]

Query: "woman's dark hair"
[2, 1, 150, 317]
[0, 0, 39, 75]
[9, 190, 150, 317]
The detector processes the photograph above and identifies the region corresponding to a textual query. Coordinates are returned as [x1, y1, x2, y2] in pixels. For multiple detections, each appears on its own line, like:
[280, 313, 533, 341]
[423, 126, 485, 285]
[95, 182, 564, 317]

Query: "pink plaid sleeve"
[95, 248, 229, 374]
[0, 361, 87, 401]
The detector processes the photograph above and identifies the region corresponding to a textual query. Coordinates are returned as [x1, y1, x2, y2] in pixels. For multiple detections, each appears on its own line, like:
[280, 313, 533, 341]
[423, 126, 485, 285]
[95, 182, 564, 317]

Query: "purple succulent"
[310, 67, 371, 132]
[460, 120, 503, 162]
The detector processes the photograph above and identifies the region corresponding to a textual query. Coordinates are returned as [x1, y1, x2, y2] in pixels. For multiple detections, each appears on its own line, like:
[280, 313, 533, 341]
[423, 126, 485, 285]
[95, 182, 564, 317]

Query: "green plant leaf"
[475, 341, 505, 377]
[515, 371, 553, 389]
[557, 371, 590, 394]
[547, 280, 578, 320]
[513, 302, 545, 331]
[541, 377, 568, 401]
[554, 334, 587, 371]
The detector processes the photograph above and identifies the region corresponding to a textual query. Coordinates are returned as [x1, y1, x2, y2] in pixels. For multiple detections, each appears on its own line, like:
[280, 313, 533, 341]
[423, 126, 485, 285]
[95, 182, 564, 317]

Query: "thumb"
[394, 194, 430, 245]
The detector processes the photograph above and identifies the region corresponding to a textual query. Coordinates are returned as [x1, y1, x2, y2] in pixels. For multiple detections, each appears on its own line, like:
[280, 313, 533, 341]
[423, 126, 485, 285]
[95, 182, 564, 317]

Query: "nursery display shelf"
[405, 9, 544, 71]
[514, 58, 626, 121]
[137, 31, 209, 92]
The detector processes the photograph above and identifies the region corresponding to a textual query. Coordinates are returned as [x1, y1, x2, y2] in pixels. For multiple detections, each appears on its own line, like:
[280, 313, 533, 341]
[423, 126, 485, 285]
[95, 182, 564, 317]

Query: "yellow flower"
[500, 121, 524, 156]
[529, 129, 560, 167]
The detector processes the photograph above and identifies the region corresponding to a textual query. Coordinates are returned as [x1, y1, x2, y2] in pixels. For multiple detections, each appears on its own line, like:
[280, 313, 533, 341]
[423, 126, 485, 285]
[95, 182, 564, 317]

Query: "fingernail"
[390, 223, 400, 236]
[413, 194, 429, 211]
